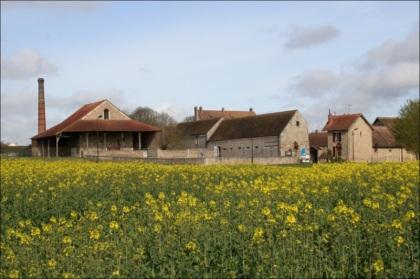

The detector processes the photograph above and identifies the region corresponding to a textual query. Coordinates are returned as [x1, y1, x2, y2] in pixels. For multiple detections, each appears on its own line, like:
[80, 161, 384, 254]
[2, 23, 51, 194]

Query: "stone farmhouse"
[31, 79, 161, 158]
[309, 112, 416, 162]
[175, 109, 310, 163]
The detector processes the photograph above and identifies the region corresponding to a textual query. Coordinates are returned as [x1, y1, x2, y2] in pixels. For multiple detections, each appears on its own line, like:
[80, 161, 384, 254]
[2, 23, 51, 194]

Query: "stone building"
[207, 110, 309, 160]
[322, 113, 373, 162]
[371, 117, 416, 162]
[31, 79, 160, 157]
[319, 113, 417, 162]
[193, 106, 255, 121]
[175, 118, 223, 148]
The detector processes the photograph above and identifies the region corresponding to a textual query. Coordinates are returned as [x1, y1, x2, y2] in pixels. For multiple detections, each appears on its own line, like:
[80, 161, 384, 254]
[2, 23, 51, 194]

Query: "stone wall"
[371, 148, 417, 162]
[279, 111, 310, 156]
[205, 156, 299, 165]
[347, 117, 373, 162]
[83, 100, 130, 120]
[208, 136, 280, 158]
[149, 148, 214, 159]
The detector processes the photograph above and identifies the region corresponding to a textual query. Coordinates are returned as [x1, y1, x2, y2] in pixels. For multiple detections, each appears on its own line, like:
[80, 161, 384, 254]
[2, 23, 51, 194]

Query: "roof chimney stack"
[221, 107, 225, 112]
[38, 78, 46, 134]
[194, 106, 198, 121]
[249, 108, 253, 112]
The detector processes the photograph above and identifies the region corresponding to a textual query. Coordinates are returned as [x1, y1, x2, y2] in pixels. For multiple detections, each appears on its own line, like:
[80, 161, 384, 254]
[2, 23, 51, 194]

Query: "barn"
[31, 78, 161, 157]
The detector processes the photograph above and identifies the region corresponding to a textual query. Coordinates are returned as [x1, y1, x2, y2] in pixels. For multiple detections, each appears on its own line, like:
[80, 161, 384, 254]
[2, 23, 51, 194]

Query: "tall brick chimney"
[38, 78, 46, 134]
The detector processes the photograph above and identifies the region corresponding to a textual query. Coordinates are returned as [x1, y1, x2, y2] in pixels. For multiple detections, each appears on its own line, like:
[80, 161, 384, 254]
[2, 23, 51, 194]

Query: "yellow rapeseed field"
[0, 159, 418, 278]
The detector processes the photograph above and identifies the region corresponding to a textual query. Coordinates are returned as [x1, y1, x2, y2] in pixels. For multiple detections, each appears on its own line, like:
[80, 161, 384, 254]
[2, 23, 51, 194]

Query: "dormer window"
[104, 109, 109, 120]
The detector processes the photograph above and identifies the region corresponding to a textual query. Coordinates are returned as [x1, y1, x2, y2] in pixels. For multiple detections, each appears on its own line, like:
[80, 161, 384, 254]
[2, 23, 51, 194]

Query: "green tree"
[129, 106, 177, 128]
[392, 99, 419, 159]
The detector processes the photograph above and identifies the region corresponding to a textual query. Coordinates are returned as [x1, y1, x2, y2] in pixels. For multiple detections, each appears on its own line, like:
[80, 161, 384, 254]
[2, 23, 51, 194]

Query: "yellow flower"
[48, 259, 57, 269]
[112, 270, 120, 277]
[62, 236, 72, 245]
[31, 227, 41, 237]
[111, 205, 117, 213]
[89, 229, 101, 240]
[63, 272, 75, 279]
[261, 207, 271, 217]
[238, 224, 245, 233]
[153, 224, 161, 233]
[88, 211, 99, 221]
[185, 241, 197, 251]
[372, 259, 384, 274]
[109, 221, 119, 230]
[70, 211, 77, 219]
[122, 206, 130, 214]
[391, 220, 403, 230]
[158, 192, 165, 200]
[395, 235, 404, 247]
[286, 214, 297, 225]
[9, 270, 19, 279]
[252, 227, 265, 244]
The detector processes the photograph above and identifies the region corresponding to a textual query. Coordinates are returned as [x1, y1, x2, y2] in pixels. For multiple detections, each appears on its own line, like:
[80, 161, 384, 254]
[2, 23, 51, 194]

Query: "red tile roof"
[322, 113, 371, 131]
[309, 132, 328, 150]
[64, 120, 160, 133]
[198, 109, 255, 120]
[32, 100, 160, 139]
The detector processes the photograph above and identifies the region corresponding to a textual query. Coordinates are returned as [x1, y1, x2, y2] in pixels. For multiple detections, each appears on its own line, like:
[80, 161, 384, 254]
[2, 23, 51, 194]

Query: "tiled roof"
[176, 118, 221, 136]
[64, 120, 161, 133]
[209, 110, 297, 141]
[32, 100, 106, 139]
[198, 109, 255, 120]
[32, 100, 160, 139]
[322, 113, 371, 131]
[309, 132, 328, 150]
[372, 126, 400, 148]
[373, 117, 397, 129]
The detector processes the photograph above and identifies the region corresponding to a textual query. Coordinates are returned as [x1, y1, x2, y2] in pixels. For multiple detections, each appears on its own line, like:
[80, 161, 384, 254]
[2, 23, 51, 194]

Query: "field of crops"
[0, 159, 418, 278]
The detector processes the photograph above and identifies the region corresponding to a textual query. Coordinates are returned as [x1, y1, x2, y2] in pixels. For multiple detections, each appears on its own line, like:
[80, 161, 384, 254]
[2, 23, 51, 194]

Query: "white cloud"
[1, 50, 58, 80]
[290, 29, 419, 130]
[284, 25, 339, 49]
[292, 69, 337, 97]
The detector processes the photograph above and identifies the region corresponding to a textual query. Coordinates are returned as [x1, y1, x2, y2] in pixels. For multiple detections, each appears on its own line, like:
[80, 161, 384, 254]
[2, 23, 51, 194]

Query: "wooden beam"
[47, 139, 50, 158]
[138, 132, 142, 150]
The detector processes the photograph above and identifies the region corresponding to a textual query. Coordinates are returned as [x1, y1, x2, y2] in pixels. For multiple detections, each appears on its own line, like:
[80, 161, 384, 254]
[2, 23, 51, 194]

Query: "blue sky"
[1, 1, 419, 144]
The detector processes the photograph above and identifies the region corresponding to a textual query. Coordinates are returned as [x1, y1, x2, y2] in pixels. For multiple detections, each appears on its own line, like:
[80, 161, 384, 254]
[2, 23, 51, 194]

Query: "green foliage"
[129, 106, 177, 128]
[392, 99, 419, 159]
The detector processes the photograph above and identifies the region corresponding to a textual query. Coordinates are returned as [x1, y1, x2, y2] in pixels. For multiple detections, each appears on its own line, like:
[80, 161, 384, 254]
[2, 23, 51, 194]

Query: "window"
[238, 147, 241, 150]
[333, 132, 341, 142]
[247, 146, 250, 149]
[255, 146, 259, 149]
[296, 121, 300, 126]
[104, 109, 109, 120]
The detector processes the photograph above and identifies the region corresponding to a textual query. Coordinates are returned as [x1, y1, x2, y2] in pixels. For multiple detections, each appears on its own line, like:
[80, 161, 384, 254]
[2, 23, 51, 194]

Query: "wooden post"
[41, 140, 44, 158]
[55, 135, 59, 157]
[138, 132, 142, 150]
[47, 138, 50, 158]
[86, 132, 89, 150]
[104, 132, 107, 150]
